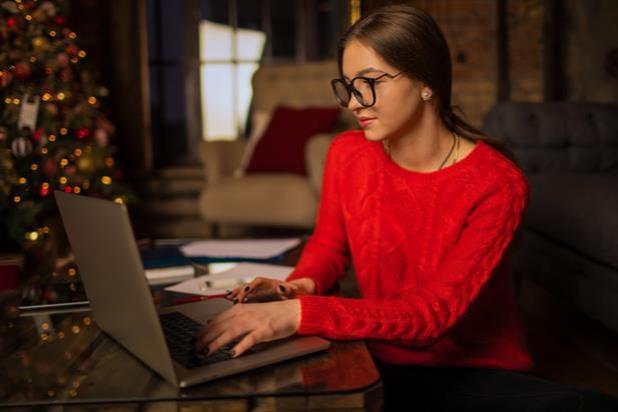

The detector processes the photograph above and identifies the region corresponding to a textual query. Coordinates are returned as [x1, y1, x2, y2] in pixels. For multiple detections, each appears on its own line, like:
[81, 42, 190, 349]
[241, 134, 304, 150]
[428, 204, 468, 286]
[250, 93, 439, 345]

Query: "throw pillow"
[235, 110, 273, 178]
[244, 105, 340, 176]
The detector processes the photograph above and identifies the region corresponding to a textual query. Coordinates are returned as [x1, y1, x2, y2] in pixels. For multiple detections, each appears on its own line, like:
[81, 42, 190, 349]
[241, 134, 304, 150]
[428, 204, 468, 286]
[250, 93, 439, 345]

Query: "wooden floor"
[517, 272, 618, 399]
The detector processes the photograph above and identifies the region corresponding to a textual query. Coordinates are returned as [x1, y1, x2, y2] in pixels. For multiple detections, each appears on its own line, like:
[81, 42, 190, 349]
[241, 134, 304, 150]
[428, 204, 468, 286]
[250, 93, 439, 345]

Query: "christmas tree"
[0, 0, 133, 274]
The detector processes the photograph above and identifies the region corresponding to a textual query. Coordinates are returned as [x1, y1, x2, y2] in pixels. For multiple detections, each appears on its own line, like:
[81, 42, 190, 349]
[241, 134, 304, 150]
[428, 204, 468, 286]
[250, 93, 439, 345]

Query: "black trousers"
[375, 360, 618, 412]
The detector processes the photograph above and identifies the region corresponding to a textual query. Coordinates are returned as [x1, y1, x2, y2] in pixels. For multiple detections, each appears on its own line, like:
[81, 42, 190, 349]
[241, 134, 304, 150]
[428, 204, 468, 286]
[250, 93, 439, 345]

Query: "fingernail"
[243, 285, 250, 292]
[242, 297, 248, 303]
[233, 298, 238, 304]
[278, 285, 286, 293]
[229, 349, 236, 357]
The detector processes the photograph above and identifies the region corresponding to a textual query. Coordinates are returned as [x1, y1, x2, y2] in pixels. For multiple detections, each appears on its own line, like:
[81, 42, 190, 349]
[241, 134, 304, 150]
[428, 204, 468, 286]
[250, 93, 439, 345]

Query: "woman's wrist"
[288, 278, 316, 296]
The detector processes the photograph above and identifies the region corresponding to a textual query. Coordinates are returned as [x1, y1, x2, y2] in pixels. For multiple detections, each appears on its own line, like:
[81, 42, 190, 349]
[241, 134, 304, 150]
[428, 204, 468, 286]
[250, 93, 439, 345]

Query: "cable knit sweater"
[285, 129, 534, 372]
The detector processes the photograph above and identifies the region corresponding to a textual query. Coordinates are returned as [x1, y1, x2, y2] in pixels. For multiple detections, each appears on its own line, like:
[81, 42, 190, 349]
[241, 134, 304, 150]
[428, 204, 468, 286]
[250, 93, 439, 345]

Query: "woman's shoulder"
[475, 140, 530, 204]
[328, 129, 372, 162]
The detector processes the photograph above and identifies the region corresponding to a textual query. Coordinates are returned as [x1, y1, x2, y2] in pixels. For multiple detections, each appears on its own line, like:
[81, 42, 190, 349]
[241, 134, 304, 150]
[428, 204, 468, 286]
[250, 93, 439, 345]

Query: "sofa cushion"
[244, 105, 340, 176]
[525, 173, 618, 269]
[199, 174, 317, 228]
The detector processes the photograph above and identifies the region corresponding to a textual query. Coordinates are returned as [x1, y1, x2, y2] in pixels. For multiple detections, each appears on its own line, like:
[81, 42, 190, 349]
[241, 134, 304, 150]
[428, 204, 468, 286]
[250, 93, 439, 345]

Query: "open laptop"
[54, 190, 330, 388]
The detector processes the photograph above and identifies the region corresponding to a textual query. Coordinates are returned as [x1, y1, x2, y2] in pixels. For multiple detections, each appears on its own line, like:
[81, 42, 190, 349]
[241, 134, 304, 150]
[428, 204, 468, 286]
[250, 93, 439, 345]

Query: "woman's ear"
[421, 87, 433, 101]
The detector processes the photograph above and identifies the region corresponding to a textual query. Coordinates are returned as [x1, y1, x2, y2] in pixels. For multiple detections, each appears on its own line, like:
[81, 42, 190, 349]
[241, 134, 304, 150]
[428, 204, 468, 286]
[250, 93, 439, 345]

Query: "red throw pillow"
[244, 106, 341, 176]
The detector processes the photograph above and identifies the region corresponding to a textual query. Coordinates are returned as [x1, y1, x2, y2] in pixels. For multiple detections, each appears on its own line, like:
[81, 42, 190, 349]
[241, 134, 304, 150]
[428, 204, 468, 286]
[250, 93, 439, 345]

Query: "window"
[146, 0, 349, 165]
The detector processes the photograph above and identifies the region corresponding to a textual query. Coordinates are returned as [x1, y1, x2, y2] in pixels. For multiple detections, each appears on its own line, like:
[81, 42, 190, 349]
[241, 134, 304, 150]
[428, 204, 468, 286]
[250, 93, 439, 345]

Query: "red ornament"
[76, 128, 91, 139]
[33, 127, 45, 143]
[40, 186, 50, 197]
[66, 45, 79, 56]
[63, 186, 72, 193]
[55, 16, 65, 26]
[7, 17, 18, 28]
[13, 63, 32, 80]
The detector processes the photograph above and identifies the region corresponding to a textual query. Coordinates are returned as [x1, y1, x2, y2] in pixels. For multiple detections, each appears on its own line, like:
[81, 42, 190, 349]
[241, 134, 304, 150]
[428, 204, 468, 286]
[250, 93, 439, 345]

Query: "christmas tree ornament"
[32, 36, 49, 51]
[56, 52, 69, 67]
[11, 136, 33, 158]
[93, 128, 108, 147]
[18, 94, 40, 131]
[0, 126, 8, 142]
[13, 62, 32, 80]
[76, 154, 95, 174]
[76, 127, 90, 139]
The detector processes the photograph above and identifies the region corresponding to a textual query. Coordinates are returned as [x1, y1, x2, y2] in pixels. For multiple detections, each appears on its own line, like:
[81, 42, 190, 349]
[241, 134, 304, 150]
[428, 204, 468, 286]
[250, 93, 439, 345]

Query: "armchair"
[197, 60, 357, 234]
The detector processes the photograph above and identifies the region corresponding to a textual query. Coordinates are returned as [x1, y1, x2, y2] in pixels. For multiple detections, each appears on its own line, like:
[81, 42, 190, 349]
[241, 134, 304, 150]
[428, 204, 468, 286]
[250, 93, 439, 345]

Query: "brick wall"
[363, 0, 545, 127]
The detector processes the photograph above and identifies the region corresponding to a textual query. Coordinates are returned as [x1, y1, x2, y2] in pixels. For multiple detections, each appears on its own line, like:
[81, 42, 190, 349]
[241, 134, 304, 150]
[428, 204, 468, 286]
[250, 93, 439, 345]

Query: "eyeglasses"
[330, 70, 404, 108]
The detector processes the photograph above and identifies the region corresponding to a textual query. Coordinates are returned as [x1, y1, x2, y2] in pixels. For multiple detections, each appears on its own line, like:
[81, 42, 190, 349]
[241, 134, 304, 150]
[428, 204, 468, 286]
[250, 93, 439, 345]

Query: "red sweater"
[286, 130, 534, 372]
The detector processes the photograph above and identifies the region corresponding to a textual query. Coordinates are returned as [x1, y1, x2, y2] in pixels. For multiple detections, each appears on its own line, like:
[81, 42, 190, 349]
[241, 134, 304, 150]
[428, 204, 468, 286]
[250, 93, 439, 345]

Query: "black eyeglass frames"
[330, 70, 404, 108]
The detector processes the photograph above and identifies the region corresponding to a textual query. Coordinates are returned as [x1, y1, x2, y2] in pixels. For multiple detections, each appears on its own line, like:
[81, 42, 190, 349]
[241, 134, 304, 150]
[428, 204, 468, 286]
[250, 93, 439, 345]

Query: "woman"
[194, 5, 617, 411]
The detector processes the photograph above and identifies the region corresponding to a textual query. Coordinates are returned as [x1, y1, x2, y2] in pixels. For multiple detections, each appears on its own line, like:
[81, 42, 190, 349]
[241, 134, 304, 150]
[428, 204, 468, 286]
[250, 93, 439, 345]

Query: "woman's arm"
[285, 134, 350, 295]
[293, 178, 530, 345]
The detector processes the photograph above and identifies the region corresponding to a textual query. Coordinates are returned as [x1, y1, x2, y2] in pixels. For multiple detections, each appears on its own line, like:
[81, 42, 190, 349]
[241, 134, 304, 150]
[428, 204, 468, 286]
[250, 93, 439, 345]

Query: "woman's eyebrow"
[343, 67, 383, 80]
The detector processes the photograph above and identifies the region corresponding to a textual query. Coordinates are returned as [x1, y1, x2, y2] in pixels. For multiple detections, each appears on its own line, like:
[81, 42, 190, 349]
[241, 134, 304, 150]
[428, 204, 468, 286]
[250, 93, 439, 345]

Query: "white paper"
[144, 265, 194, 286]
[164, 262, 294, 296]
[179, 238, 301, 259]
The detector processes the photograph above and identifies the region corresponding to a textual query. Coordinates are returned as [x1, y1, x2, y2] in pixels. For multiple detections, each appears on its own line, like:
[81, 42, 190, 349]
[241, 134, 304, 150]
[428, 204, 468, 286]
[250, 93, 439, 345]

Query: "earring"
[422, 92, 432, 101]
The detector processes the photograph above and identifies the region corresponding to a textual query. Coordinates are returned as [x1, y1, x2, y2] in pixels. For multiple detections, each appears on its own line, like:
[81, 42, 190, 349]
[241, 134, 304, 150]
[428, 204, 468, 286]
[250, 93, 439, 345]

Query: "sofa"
[482, 102, 618, 335]
[198, 60, 357, 233]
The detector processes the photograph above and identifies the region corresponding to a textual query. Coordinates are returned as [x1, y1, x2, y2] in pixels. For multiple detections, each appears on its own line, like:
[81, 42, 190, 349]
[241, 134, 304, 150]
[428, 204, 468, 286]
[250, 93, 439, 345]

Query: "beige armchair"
[197, 60, 357, 234]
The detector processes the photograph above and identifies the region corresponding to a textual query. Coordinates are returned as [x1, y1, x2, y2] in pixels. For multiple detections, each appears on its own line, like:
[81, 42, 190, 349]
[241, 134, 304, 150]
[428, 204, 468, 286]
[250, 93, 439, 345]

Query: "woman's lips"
[359, 118, 375, 127]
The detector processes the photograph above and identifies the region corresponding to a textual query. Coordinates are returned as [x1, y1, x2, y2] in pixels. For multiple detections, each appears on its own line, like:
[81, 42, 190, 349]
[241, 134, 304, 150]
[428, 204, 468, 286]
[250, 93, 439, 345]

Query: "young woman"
[195, 5, 618, 411]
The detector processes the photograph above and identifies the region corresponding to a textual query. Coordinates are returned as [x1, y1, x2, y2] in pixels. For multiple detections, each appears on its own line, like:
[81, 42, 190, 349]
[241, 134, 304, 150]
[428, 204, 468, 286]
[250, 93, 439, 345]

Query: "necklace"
[384, 132, 460, 171]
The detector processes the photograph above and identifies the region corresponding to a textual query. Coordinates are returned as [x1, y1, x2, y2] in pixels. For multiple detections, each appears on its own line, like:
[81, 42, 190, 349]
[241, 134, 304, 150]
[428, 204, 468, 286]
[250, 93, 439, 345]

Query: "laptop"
[54, 191, 331, 388]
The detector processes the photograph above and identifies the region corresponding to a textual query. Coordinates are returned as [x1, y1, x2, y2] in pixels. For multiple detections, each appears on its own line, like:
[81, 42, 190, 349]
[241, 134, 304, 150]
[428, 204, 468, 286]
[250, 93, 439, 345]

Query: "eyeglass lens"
[333, 78, 375, 107]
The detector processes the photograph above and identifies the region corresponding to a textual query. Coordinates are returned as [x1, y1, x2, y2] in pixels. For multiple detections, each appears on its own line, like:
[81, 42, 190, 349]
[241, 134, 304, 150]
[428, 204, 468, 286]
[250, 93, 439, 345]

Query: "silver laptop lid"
[55, 191, 177, 385]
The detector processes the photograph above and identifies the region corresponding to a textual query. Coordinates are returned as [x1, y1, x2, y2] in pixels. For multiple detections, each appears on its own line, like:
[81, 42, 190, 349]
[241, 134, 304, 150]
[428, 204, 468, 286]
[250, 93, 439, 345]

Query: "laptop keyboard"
[159, 311, 256, 369]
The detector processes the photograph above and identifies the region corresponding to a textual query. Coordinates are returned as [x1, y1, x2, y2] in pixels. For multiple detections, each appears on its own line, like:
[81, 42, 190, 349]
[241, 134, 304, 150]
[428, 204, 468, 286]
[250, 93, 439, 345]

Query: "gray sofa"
[482, 102, 618, 335]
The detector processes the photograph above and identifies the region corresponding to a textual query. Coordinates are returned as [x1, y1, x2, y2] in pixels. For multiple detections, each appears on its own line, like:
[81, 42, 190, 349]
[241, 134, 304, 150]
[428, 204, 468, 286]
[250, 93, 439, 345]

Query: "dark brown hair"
[337, 4, 517, 164]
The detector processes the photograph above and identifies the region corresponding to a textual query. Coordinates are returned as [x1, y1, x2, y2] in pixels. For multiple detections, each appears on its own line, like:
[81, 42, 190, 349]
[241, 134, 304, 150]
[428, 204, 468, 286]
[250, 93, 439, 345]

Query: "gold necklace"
[384, 133, 460, 171]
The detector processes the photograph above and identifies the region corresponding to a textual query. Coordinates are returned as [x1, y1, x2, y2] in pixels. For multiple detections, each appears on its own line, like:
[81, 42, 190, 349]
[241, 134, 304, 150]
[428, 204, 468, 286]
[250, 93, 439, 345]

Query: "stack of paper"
[179, 238, 301, 259]
[165, 262, 294, 296]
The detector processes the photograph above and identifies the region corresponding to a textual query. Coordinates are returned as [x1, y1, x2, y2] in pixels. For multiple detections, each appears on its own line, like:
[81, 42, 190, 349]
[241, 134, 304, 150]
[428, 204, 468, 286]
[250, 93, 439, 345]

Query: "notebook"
[54, 191, 330, 388]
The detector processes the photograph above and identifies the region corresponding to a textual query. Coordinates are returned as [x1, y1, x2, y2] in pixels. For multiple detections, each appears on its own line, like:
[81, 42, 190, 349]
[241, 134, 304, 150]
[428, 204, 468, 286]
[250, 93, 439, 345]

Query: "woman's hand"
[193, 299, 301, 358]
[225, 276, 306, 304]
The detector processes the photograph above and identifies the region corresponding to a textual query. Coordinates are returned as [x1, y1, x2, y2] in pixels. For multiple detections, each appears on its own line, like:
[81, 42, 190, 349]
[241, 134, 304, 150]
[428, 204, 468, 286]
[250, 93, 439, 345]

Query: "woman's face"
[341, 39, 425, 142]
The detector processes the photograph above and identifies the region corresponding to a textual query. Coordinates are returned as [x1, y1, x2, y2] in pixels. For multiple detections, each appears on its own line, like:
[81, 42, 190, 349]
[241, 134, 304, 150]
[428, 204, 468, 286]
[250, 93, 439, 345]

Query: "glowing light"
[48, 135, 56, 142]
[4, 98, 11, 104]
[71, 325, 80, 334]
[25, 14, 32, 21]
[73, 186, 81, 194]
[87, 96, 97, 105]
[26, 231, 39, 241]
[18, 177, 27, 184]
[68, 268, 77, 276]
[113, 197, 124, 204]
[57, 92, 65, 100]
[101, 176, 112, 185]
[60, 158, 68, 167]
[13, 98, 20, 104]
[41, 147, 48, 154]
[42, 93, 53, 101]
[74, 148, 82, 156]
[83, 317, 92, 326]
[41, 323, 49, 330]
[50, 30, 57, 37]
[59, 177, 67, 184]
[105, 158, 114, 167]
[42, 182, 50, 189]
[60, 128, 68, 135]
[78, 50, 86, 58]
[58, 331, 65, 339]
[13, 196, 21, 203]
[30, 164, 38, 171]
[69, 32, 77, 39]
